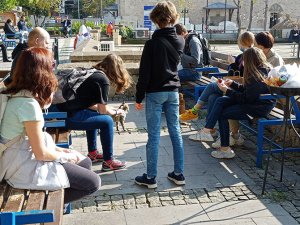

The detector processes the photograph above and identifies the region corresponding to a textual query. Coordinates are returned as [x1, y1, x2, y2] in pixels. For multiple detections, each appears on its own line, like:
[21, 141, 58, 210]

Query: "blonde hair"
[150, 1, 179, 28]
[93, 54, 132, 93]
[238, 31, 255, 48]
[243, 47, 270, 85]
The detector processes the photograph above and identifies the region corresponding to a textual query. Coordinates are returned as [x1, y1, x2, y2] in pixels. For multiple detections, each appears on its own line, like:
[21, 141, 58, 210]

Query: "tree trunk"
[41, 16, 46, 27]
[264, 0, 269, 31]
[233, 0, 242, 36]
[248, 0, 254, 30]
[34, 15, 38, 27]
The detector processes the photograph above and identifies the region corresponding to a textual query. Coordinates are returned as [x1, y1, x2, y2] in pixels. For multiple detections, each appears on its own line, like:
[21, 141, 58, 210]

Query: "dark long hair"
[3, 47, 58, 108]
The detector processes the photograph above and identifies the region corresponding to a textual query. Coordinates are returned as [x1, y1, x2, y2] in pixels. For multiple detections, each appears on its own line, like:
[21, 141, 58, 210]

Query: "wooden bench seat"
[0, 182, 64, 225]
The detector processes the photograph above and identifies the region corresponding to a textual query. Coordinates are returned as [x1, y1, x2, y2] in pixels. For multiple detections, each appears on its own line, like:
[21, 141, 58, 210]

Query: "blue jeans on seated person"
[145, 92, 184, 178]
[49, 106, 114, 161]
[178, 68, 201, 81]
[6, 32, 23, 42]
[205, 96, 251, 147]
[197, 82, 223, 106]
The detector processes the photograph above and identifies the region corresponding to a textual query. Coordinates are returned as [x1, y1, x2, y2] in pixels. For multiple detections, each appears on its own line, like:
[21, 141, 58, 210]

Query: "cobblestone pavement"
[64, 98, 300, 225]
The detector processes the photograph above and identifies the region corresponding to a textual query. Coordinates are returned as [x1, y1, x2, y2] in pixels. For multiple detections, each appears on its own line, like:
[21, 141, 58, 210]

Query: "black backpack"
[185, 33, 211, 66]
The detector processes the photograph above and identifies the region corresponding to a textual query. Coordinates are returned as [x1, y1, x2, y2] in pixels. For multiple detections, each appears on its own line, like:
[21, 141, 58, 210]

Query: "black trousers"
[0, 44, 8, 61]
[62, 157, 101, 203]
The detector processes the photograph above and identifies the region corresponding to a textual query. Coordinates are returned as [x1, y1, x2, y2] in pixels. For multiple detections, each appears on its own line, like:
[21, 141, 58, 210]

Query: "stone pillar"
[113, 26, 122, 46]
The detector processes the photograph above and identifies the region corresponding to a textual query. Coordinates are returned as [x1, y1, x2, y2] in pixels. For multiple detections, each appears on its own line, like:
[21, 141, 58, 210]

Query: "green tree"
[19, 0, 60, 27]
[0, 0, 17, 12]
[82, 0, 115, 18]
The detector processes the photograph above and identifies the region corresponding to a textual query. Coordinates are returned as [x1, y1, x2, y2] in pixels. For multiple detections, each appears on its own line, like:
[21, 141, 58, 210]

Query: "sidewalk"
[63, 101, 300, 225]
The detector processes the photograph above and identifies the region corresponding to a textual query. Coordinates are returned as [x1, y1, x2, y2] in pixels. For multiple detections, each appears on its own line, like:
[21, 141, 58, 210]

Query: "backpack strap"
[157, 37, 180, 63]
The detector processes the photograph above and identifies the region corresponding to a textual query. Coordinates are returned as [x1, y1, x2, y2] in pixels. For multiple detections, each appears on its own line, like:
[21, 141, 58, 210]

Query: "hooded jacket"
[136, 27, 184, 103]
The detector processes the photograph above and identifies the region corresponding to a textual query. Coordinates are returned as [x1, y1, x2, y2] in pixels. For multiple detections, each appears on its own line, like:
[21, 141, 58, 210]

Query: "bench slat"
[25, 190, 46, 211]
[3, 188, 25, 212]
[45, 190, 64, 225]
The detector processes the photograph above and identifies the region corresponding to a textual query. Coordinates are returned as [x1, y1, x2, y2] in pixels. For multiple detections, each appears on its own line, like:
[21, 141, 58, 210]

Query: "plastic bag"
[266, 64, 300, 88]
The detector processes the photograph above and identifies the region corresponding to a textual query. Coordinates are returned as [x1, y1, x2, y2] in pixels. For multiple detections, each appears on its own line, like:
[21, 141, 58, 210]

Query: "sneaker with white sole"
[211, 148, 235, 159]
[189, 130, 214, 142]
[211, 134, 244, 149]
[167, 172, 185, 185]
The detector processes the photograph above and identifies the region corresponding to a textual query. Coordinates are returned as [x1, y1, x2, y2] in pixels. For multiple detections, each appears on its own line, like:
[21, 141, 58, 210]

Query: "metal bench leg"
[64, 203, 72, 214]
[1, 212, 16, 225]
[256, 121, 264, 168]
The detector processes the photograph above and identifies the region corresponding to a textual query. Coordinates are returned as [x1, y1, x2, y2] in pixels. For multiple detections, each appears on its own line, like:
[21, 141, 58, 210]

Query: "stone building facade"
[117, 0, 300, 32]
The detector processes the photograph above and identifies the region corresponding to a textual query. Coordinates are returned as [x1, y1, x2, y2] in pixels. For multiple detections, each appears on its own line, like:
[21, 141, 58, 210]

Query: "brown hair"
[238, 31, 255, 48]
[150, 1, 179, 28]
[93, 54, 132, 93]
[4, 47, 58, 108]
[255, 32, 274, 49]
[174, 23, 187, 35]
[243, 47, 270, 85]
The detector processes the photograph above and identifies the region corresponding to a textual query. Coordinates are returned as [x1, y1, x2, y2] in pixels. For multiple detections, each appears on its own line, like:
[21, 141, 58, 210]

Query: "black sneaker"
[135, 173, 157, 189]
[167, 172, 185, 185]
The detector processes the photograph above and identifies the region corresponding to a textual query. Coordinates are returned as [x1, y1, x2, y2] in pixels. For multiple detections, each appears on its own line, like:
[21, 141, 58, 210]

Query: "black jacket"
[136, 27, 184, 103]
[226, 68, 276, 118]
[4, 22, 16, 35]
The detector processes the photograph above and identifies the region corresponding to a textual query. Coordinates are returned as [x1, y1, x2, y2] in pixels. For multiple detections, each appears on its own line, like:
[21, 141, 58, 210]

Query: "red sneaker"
[87, 151, 103, 162]
[102, 159, 126, 171]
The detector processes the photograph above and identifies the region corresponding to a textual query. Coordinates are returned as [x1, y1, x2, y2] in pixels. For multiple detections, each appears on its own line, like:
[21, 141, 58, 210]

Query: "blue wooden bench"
[181, 67, 228, 101]
[0, 112, 72, 225]
[240, 95, 300, 168]
[1, 34, 17, 49]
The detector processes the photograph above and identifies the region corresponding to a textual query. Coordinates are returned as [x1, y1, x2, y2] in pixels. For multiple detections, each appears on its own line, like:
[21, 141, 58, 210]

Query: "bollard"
[53, 38, 59, 66]
[297, 38, 300, 59]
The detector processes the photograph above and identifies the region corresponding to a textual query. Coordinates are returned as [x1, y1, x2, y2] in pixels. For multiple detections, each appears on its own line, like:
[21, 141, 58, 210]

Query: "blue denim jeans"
[145, 92, 184, 178]
[178, 68, 201, 81]
[197, 82, 223, 105]
[205, 96, 250, 147]
[66, 109, 114, 160]
[49, 105, 114, 161]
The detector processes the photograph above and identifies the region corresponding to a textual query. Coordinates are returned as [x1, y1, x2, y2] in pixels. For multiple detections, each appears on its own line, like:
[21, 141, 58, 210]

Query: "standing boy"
[135, 0, 185, 189]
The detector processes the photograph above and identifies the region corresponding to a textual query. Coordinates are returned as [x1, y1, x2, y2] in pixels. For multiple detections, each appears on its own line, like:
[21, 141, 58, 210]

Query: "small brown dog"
[111, 102, 129, 131]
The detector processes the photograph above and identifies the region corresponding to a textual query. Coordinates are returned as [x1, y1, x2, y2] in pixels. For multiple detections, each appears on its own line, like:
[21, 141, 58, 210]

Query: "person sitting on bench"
[51, 54, 132, 171]
[175, 23, 203, 81]
[180, 31, 256, 145]
[4, 19, 23, 42]
[189, 47, 276, 159]
[0, 47, 100, 203]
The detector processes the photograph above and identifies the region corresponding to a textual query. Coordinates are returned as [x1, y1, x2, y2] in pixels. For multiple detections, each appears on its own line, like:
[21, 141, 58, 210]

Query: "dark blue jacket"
[225, 68, 276, 118]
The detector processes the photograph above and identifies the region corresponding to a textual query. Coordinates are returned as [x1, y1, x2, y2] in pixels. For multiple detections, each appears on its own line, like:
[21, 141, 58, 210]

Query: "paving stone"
[197, 196, 211, 203]
[96, 205, 112, 211]
[238, 196, 249, 200]
[290, 211, 300, 218]
[173, 199, 186, 205]
[136, 204, 149, 209]
[185, 198, 199, 204]
[161, 201, 174, 206]
[170, 191, 184, 200]
[83, 206, 97, 213]
[124, 204, 136, 209]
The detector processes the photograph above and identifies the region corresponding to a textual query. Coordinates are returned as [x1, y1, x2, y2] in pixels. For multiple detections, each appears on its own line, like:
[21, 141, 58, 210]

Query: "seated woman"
[0, 47, 100, 203]
[191, 47, 276, 159]
[181, 31, 255, 145]
[254, 31, 284, 68]
[52, 54, 132, 171]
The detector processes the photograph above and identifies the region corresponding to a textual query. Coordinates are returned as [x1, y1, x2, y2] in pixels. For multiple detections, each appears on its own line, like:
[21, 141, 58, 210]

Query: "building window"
[269, 13, 278, 28]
